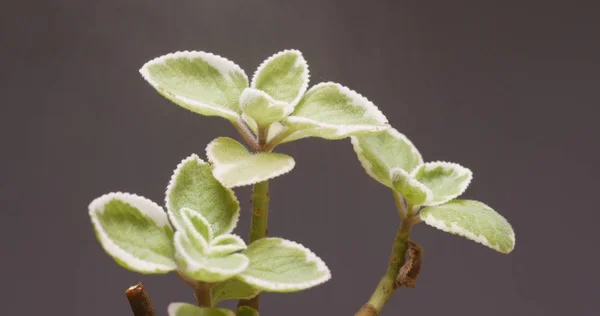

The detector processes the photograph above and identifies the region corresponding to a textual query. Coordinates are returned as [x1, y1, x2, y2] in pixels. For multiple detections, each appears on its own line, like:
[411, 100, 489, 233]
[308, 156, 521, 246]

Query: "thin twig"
[232, 119, 260, 151]
[125, 283, 156, 316]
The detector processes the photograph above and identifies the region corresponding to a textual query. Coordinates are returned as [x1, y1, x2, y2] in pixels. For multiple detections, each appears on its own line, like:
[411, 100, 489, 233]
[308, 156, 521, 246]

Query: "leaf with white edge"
[238, 238, 331, 292]
[166, 154, 240, 236]
[237, 306, 259, 316]
[178, 208, 212, 252]
[208, 234, 247, 256]
[240, 88, 289, 127]
[140, 51, 248, 121]
[211, 278, 259, 305]
[420, 200, 515, 254]
[174, 232, 249, 282]
[251, 49, 309, 108]
[390, 168, 433, 206]
[351, 128, 423, 188]
[206, 137, 295, 188]
[284, 82, 389, 140]
[168, 303, 235, 316]
[89, 193, 176, 274]
[411, 161, 473, 206]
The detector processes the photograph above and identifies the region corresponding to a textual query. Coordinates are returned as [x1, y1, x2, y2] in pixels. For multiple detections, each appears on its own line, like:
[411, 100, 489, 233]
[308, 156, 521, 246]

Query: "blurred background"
[1, 1, 598, 315]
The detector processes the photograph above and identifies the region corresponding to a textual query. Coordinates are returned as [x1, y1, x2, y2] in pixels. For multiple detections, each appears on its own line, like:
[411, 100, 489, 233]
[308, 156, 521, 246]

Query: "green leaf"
[251, 49, 309, 107]
[208, 234, 247, 256]
[140, 51, 248, 121]
[390, 168, 432, 205]
[178, 207, 212, 253]
[168, 303, 235, 316]
[238, 238, 331, 292]
[284, 82, 389, 140]
[174, 232, 249, 282]
[411, 161, 473, 206]
[211, 278, 259, 305]
[88, 192, 176, 273]
[420, 200, 515, 254]
[206, 137, 295, 188]
[166, 154, 240, 236]
[240, 88, 289, 128]
[351, 128, 423, 188]
[237, 306, 259, 316]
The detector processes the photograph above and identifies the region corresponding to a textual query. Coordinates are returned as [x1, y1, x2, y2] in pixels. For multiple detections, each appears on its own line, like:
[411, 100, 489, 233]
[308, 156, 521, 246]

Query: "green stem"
[356, 218, 415, 315]
[238, 127, 271, 312]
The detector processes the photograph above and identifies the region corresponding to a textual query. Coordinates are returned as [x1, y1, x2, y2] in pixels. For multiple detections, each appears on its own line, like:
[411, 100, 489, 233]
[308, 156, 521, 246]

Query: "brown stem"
[232, 119, 260, 151]
[194, 282, 213, 307]
[125, 283, 156, 316]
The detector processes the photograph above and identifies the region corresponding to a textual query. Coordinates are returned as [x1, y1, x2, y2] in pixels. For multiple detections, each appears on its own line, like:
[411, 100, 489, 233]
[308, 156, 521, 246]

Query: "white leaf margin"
[179, 207, 213, 250]
[207, 234, 247, 256]
[239, 88, 290, 119]
[238, 238, 332, 292]
[89, 192, 177, 273]
[286, 82, 389, 138]
[139, 51, 248, 120]
[350, 128, 424, 185]
[174, 232, 249, 277]
[205, 138, 296, 188]
[164, 154, 241, 235]
[419, 201, 516, 254]
[411, 161, 473, 206]
[251, 49, 310, 109]
[389, 167, 434, 205]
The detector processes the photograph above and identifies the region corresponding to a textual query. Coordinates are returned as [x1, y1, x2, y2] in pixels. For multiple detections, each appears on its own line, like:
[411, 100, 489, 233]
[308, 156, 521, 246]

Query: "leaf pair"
[89, 154, 330, 298]
[140, 49, 389, 143]
[351, 128, 515, 254]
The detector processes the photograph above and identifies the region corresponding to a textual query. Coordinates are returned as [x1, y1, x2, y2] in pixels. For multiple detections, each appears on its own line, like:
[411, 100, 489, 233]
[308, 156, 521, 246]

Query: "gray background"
[2, 1, 598, 315]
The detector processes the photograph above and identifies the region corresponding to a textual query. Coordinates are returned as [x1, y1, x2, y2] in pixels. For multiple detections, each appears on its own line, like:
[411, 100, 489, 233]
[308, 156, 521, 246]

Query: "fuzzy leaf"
[240, 88, 289, 127]
[211, 279, 259, 305]
[178, 208, 212, 253]
[284, 82, 388, 140]
[251, 49, 309, 107]
[140, 51, 248, 121]
[208, 234, 247, 256]
[238, 238, 331, 292]
[174, 232, 249, 282]
[420, 200, 515, 254]
[206, 137, 295, 188]
[166, 154, 240, 236]
[412, 162, 473, 206]
[89, 193, 176, 273]
[237, 306, 259, 316]
[390, 168, 433, 205]
[351, 128, 423, 188]
[168, 303, 235, 316]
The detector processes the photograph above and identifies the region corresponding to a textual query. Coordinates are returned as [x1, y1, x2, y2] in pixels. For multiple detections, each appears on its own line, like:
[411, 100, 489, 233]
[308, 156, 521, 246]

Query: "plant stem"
[355, 215, 417, 315]
[125, 283, 156, 316]
[233, 119, 260, 151]
[194, 282, 213, 307]
[238, 127, 271, 312]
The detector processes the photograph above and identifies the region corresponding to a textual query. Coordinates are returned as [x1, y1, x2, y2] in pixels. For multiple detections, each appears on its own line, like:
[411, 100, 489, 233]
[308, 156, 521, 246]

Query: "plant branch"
[194, 282, 213, 307]
[238, 127, 271, 311]
[232, 119, 260, 151]
[263, 125, 294, 152]
[356, 218, 415, 315]
[393, 191, 407, 219]
[125, 283, 156, 316]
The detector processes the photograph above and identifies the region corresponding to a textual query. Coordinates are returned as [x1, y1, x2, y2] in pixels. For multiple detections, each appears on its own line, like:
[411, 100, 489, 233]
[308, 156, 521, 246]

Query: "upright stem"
[194, 282, 213, 307]
[238, 127, 271, 311]
[248, 180, 270, 242]
[356, 218, 415, 316]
